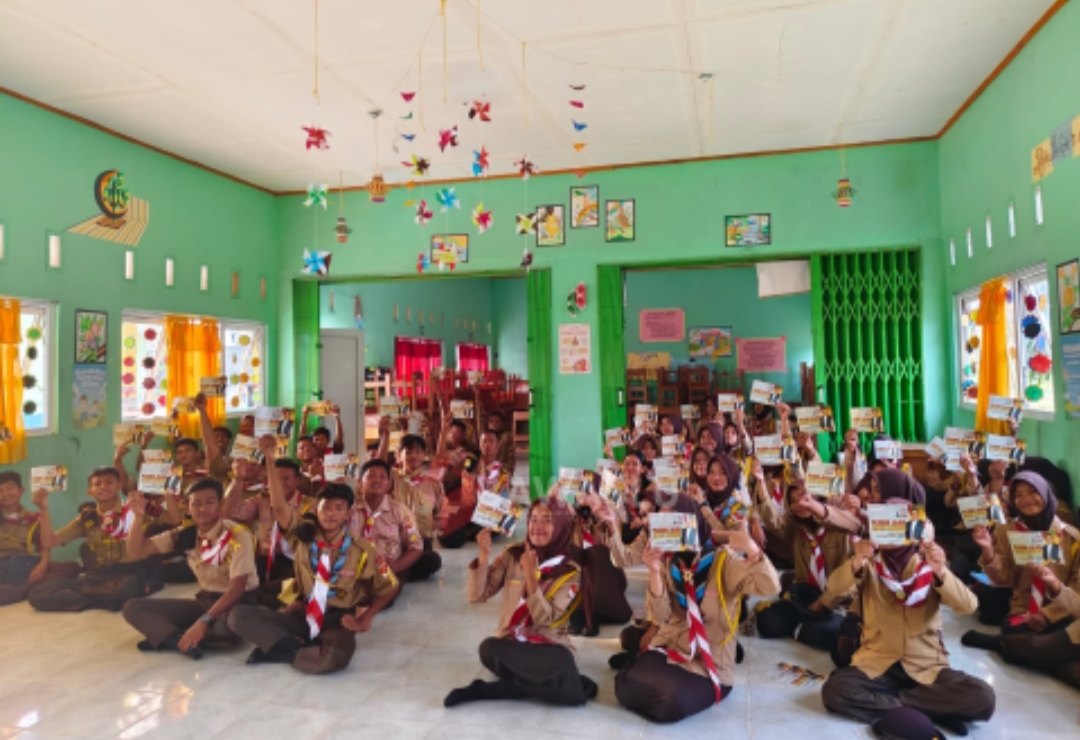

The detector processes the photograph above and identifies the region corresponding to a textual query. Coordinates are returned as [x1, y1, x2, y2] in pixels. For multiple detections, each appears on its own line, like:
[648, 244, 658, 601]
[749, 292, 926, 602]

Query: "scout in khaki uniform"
[226, 436, 399, 675]
[821, 470, 996, 736]
[614, 496, 781, 724]
[29, 467, 165, 612]
[121, 478, 258, 658]
[444, 497, 595, 708]
[384, 433, 446, 551]
[440, 430, 508, 550]
[0, 471, 77, 606]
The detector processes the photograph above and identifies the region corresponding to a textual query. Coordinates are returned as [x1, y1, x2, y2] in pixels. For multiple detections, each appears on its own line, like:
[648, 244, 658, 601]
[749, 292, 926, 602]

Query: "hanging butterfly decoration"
[402, 155, 430, 177]
[304, 183, 329, 209]
[301, 126, 331, 151]
[573, 143, 586, 152]
[416, 252, 431, 274]
[473, 203, 493, 234]
[468, 100, 491, 122]
[516, 212, 537, 235]
[472, 147, 490, 177]
[569, 100, 584, 109]
[414, 200, 433, 227]
[569, 84, 586, 91]
[334, 216, 352, 244]
[438, 126, 459, 152]
[514, 156, 537, 180]
[302, 249, 332, 276]
[436, 187, 461, 211]
[572, 120, 587, 132]
[401, 91, 416, 102]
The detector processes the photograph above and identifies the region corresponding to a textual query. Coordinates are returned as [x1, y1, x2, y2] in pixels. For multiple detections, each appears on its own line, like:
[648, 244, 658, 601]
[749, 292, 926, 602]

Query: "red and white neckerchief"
[3, 509, 38, 526]
[801, 526, 829, 590]
[1015, 522, 1049, 616]
[659, 564, 724, 703]
[507, 555, 574, 644]
[581, 528, 595, 549]
[873, 554, 934, 607]
[770, 480, 784, 507]
[101, 506, 134, 540]
[306, 544, 332, 639]
[265, 494, 304, 572]
[199, 528, 233, 566]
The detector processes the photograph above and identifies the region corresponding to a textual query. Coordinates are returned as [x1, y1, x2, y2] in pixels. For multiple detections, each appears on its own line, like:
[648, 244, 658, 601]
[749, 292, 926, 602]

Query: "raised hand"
[31, 487, 50, 511]
[641, 545, 664, 575]
[852, 538, 877, 572]
[921, 540, 948, 577]
[971, 525, 993, 553]
[257, 434, 278, 460]
[128, 490, 148, 517]
[1033, 565, 1062, 595]
[687, 482, 705, 505]
[520, 542, 539, 574]
[476, 528, 493, 563]
[194, 393, 207, 412]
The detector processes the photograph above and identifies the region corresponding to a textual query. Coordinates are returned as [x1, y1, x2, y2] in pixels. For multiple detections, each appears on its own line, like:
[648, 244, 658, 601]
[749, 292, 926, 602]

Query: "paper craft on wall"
[559, 324, 591, 375]
[571, 186, 599, 228]
[726, 214, 771, 246]
[302, 249, 332, 276]
[688, 327, 733, 359]
[67, 170, 149, 247]
[605, 199, 635, 242]
[74, 310, 107, 364]
[431, 235, 468, 271]
[1061, 333, 1080, 419]
[536, 205, 565, 247]
[302, 126, 331, 150]
[1057, 259, 1080, 334]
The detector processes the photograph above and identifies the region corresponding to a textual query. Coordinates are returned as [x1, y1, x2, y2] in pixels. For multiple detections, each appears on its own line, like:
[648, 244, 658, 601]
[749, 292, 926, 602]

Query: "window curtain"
[394, 337, 442, 397]
[526, 269, 553, 499]
[457, 343, 490, 373]
[975, 277, 1011, 434]
[166, 316, 223, 438]
[0, 298, 26, 464]
[597, 265, 627, 461]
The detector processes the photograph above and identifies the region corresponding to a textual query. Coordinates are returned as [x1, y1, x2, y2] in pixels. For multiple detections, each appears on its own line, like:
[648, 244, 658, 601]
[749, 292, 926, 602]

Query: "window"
[456, 343, 490, 375]
[956, 263, 1054, 417]
[121, 312, 266, 421]
[18, 300, 56, 434]
[394, 337, 442, 398]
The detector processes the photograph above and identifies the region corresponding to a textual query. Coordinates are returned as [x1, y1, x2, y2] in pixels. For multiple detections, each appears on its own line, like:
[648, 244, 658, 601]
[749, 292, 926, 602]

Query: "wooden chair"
[656, 369, 680, 418]
[512, 410, 530, 454]
[627, 369, 649, 406]
[683, 365, 711, 406]
[714, 368, 745, 395]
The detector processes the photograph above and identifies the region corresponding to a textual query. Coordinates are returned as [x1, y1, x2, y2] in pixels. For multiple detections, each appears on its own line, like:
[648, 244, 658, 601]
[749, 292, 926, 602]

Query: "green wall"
[624, 266, 813, 396]
[938, 0, 1080, 486]
[492, 277, 528, 377]
[0, 93, 279, 550]
[277, 141, 945, 472]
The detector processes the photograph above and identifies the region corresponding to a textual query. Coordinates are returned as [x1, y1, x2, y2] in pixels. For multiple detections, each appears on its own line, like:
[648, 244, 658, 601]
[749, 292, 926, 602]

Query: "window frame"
[19, 299, 57, 437]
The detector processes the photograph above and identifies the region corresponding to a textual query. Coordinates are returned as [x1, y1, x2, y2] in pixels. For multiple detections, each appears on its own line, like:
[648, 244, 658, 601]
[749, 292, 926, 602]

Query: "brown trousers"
[122, 591, 255, 648]
[227, 603, 357, 674]
[0, 559, 80, 607]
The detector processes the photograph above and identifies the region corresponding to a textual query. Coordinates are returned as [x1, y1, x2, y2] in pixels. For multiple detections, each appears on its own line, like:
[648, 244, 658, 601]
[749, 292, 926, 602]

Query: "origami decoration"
[302, 126, 331, 150]
[403, 155, 430, 177]
[570, 100, 584, 108]
[436, 187, 460, 211]
[304, 183, 329, 209]
[403, 199, 418, 208]
[400, 111, 414, 120]
[302, 249, 332, 276]
[400, 133, 416, 142]
[334, 216, 352, 244]
[438, 126, 459, 152]
[520, 249, 534, 270]
[834, 177, 856, 208]
[573, 142, 586, 152]
[473, 203, 493, 234]
[416, 252, 430, 273]
[414, 200, 433, 226]
[366, 173, 389, 203]
[569, 84, 586, 91]
[401, 91, 416, 102]
[572, 120, 587, 132]
[514, 156, 537, 179]
[468, 100, 491, 122]
[516, 212, 537, 234]
[472, 147, 490, 177]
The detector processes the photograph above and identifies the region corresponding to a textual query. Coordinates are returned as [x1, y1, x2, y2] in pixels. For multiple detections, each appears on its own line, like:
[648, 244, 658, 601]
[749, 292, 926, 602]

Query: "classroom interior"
[2, 0, 1080, 737]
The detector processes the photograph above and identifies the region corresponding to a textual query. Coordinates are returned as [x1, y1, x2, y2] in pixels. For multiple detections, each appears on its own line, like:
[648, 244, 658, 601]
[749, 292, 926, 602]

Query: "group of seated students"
[1, 392, 1078, 737]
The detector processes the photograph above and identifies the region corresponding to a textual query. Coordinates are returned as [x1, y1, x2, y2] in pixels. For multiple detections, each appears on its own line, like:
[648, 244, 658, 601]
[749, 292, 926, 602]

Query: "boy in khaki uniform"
[29, 467, 165, 612]
[227, 436, 398, 674]
[376, 428, 446, 550]
[122, 478, 259, 658]
[0, 472, 78, 606]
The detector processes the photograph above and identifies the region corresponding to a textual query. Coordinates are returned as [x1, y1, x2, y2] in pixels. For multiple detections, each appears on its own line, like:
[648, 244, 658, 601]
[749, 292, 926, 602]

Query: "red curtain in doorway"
[456, 343, 490, 373]
[394, 336, 443, 397]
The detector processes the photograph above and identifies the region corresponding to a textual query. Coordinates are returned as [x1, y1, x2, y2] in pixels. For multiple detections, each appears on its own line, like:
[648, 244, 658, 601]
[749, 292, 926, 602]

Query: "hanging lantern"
[335, 216, 352, 244]
[366, 172, 389, 204]
[834, 177, 855, 208]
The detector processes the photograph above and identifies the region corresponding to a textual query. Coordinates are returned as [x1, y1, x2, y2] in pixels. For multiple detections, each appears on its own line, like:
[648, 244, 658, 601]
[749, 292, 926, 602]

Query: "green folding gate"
[811, 250, 924, 456]
[526, 269, 553, 499]
[293, 279, 321, 413]
[597, 265, 627, 433]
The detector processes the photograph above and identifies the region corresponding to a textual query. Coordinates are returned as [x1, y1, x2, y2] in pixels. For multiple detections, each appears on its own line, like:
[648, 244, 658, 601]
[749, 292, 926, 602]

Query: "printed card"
[795, 406, 824, 434]
[754, 434, 795, 466]
[944, 427, 976, 454]
[598, 467, 624, 504]
[633, 404, 658, 430]
[988, 395, 1024, 424]
[595, 458, 619, 474]
[649, 512, 700, 552]
[1008, 530, 1065, 566]
[200, 376, 227, 398]
[388, 431, 404, 452]
[850, 407, 884, 434]
[450, 400, 474, 419]
[142, 449, 172, 464]
[407, 412, 426, 435]
[661, 435, 685, 458]
[873, 440, 903, 462]
[943, 451, 963, 472]
[986, 434, 1026, 464]
[172, 397, 197, 414]
[149, 417, 178, 438]
[958, 494, 1007, 529]
[805, 462, 845, 499]
[867, 503, 928, 546]
[604, 427, 630, 449]
[557, 467, 589, 503]
[471, 491, 524, 537]
[309, 400, 337, 416]
[750, 380, 783, 406]
[231, 434, 263, 463]
[254, 407, 284, 438]
[652, 459, 686, 495]
[138, 462, 174, 495]
[717, 394, 745, 414]
[379, 395, 409, 418]
[30, 465, 68, 492]
[324, 454, 348, 482]
[925, 437, 947, 460]
[680, 404, 700, 420]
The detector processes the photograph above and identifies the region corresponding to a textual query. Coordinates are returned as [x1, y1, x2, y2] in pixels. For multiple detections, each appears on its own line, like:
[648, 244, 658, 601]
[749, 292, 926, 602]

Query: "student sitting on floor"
[29, 467, 165, 612]
[380, 431, 446, 553]
[821, 470, 996, 736]
[565, 489, 634, 636]
[0, 471, 78, 606]
[444, 496, 596, 708]
[122, 479, 258, 659]
[441, 428, 508, 550]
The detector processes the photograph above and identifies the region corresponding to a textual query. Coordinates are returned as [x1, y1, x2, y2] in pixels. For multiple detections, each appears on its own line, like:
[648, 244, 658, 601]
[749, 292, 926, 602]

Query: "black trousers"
[822, 662, 996, 725]
[439, 524, 481, 550]
[999, 628, 1080, 689]
[28, 561, 162, 613]
[228, 604, 357, 674]
[616, 651, 731, 723]
[478, 637, 588, 706]
[398, 550, 442, 582]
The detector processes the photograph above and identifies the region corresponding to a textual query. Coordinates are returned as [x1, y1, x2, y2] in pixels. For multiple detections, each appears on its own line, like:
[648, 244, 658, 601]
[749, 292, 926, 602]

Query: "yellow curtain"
[166, 316, 224, 439]
[0, 298, 27, 464]
[975, 278, 1010, 434]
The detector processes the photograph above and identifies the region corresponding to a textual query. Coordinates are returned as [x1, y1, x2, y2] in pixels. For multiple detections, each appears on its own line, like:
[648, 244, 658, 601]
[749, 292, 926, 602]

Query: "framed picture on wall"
[605, 199, 635, 242]
[430, 234, 469, 269]
[535, 205, 565, 247]
[570, 186, 599, 228]
[74, 309, 107, 364]
[725, 214, 771, 247]
[688, 327, 733, 359]
[1057, 259, 1080, 334]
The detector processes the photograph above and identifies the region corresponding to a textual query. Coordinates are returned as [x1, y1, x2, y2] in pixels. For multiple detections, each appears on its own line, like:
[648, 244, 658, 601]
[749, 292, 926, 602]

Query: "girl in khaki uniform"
[444, 497, 596, 707]
[565, 489, 633, 636]
[821, 470, 996, 735]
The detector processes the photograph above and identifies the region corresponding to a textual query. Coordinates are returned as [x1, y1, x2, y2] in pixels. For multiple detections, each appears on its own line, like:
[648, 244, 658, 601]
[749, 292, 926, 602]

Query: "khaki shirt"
[1051, 586, 1080, 645]
[980, 518, 1080, 622]
[225, 489, 315, 555]
[467, 546, 581, 649]
[55, 502, 141, 567]
[647, 548, 780, 686]
[391, 470, 445, 540]
[349, 494, 423, 562]
[150, 519, 259, 593]
[827, 554, 977, 684]
[1, 507, 41, 557]
[289, 520, 398, 610]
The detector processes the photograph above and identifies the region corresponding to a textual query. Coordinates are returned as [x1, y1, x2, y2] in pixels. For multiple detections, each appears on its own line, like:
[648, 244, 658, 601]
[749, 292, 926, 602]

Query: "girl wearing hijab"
[687, 455, 761, 546]
[617, 452, 656, 548]
[565, 489, 634, 637]
[445, 497, 596, 707]
[614, 494, 781, 723]
[720, 407, 753, 462]
[822, 469, 995, 736]
[696, 425, 720, 456]
[838, 428, 868, 496]
[962, 471, 1080, 642]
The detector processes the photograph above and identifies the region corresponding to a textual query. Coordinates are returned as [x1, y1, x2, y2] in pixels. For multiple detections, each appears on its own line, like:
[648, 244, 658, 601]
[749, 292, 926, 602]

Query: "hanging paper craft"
[414, 200, 433, 226]
[516, 212, 537, 235]
[569, 100, 584, 108]
[569, 84, 586, 91]
[468, 100, 491, 122]
[436, 188, 460, 211]
[334, 216, 352, 244]
[438, 126, 459, 152]
[302, 249, 332, 276]
[519, 250, 534, 270]
[400, 133, 416, 142]
[472, 203, 493, 234]
[301, 126, 331, 150]
[431, 235, 468, 271]
[515, 156, 537, 179]
[304, 183, 328, 209]
[572, 120, 587, 131]
[401, 91, 416, 102]
[366, 173, 389, 203]
[416, 253, 431, 273]
[403, 155, 430, 177]
[400, 111, 414, 120]
[834, 178, 856, 208]
[573, 143, 586, 152]
[472, 148, 490, 177]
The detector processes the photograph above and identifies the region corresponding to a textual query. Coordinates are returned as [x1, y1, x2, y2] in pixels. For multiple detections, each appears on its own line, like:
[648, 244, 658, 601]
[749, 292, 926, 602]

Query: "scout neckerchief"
[714, 498, 746, 528]
[199, 526, 234, 566]
[1014, 521, 1049, 619]
[306, 533, 351, 639]
[506, 554, 577, 644]
[266, 493, 308, 573]
[3, 507, 38, 526]
[100, 504, 134, 540]
[801, 525, 829, 590]
[873, 554, 933, 607]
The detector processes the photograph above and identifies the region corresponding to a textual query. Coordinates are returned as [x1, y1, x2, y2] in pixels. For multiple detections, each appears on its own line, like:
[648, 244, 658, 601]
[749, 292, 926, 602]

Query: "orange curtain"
[975, 278, 1010, 434]
[165, 316, 224, 438]
[0, 298, 26, 464]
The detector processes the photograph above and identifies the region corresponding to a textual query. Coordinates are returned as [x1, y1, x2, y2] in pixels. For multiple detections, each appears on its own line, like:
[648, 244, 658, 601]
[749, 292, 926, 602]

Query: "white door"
[319, 329, 365, 463]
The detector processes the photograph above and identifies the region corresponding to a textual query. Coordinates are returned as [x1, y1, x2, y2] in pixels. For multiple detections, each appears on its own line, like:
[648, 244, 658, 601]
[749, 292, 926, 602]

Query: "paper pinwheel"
[473, 203, 493, 234]
[436, 187, 460, 212]
[416, 252, 430, 273]
[302, 249, 332, 276]
[468, 100, 491, 122]
[520, 249, 534, 270]
[402, 155, 430, 177]
[472, 147, 490, 177]
[516, 212, 537, 235]
[414, 200, 433, 226]
[401, 91, 416, 102]
[572, 120, 587, 131]
[438, 126, 459, 152]
[400, 111, 414, 120]
[514, 156, 537, 179]
[302, 126, 331, 150]
[304, 183, 329, 209]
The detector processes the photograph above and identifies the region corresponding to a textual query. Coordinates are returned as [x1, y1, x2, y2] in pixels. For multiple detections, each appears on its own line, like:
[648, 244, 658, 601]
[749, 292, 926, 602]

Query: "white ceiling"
[0, 0, 1057, 192]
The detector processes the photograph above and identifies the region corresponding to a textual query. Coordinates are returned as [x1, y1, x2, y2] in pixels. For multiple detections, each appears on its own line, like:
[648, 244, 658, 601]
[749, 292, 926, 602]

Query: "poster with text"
[559, 323, 592, 375]
[639, 309, 685, 342]
[1057, 259, 1080, 334]
[736, 337, 787, 373]
[72, 364, 107, 429]
[1062, 333, 1080, 419]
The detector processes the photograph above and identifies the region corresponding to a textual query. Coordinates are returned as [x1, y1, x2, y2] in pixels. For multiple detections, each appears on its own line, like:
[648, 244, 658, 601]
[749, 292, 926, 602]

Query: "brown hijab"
[872, 468, 926, 576]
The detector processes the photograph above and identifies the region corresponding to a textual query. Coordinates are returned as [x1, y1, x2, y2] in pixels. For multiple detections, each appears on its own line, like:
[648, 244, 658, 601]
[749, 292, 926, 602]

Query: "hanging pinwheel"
[416, 252, 430, 273]
[302, 249, 332, 276]
[414, 200, 433, 226]
[436, 187, 460, 211]
[514, 156, 537, 179]
[516, 212, 537, 234]
[468, 100, 491, 122]
[473, 203, 493, 234]
[472, 147, 490, 177]
[402, 155, 430, 177]
[438, 126, 459, 152]
[301, 126, 331, 150]
[304, 183, 328, 209]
